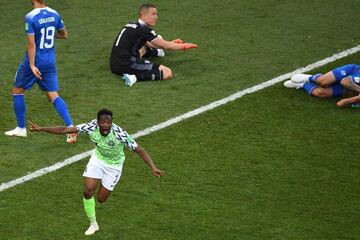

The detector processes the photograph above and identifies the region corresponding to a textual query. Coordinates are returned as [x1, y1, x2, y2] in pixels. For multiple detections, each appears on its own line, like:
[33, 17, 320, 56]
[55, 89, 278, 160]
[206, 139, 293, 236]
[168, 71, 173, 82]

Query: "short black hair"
[97, 109, 113, 120]
[138, 3, 157, 17]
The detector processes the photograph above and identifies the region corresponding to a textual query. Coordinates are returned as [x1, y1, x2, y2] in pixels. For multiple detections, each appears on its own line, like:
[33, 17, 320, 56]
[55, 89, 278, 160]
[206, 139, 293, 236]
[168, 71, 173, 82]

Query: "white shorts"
[83, 153, 123, 191]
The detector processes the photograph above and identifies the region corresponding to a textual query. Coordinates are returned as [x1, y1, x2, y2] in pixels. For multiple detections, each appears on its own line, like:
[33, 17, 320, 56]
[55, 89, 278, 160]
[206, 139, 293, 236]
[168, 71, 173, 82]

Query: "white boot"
[5, 127, 27, 137]
[284, 80, 304, 89]
[290, 73, 311, 83]
[84, 222, 99, 236]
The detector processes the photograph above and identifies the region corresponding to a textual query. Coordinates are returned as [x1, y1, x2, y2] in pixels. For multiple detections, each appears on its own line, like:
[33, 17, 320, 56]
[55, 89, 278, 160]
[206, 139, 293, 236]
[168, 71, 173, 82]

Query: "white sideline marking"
[1, 44, 360, 192]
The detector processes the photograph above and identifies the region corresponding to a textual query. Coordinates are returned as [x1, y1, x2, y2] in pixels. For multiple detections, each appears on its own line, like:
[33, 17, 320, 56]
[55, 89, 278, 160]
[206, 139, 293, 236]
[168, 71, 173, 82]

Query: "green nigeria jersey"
[76, 120, 138, 165]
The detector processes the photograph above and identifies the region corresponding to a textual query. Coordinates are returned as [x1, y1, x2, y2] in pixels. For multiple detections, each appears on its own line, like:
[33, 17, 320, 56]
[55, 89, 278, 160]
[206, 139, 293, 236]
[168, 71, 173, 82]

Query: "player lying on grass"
[110, 3, 198, 86]
[29, 109, 164, 236]
[284, 64, 360, 108]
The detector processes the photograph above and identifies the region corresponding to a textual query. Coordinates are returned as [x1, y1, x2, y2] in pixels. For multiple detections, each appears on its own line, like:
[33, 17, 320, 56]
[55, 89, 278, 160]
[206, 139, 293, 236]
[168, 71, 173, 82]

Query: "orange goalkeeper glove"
[178, 43, 198, 50]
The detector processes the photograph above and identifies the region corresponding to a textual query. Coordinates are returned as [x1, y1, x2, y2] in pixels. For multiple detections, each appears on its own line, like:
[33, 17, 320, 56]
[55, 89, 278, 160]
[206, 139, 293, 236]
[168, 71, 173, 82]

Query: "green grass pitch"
[0, 0, 360, 239]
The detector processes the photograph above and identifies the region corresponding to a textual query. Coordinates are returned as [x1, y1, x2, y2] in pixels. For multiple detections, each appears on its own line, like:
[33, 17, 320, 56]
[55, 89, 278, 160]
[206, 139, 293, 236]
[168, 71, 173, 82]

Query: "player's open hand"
[30, 65, 42, 80]
[152, 168, 165, 177]
[28, 121, 41, 132]
[179, 43, 198, 50]
[171, 38, 184, 44]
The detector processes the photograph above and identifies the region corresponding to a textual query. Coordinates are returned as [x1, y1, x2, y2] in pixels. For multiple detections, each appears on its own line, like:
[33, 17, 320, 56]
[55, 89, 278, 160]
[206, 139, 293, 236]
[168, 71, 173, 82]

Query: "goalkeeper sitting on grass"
[29, 109, 164, 236]
[110, 3, 198, 86]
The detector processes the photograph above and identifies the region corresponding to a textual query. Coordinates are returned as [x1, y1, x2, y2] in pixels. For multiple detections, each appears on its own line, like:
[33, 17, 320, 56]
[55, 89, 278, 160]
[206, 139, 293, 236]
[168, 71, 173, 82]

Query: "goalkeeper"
[110, 3, 198, 86]
[29, 109, 164, 236]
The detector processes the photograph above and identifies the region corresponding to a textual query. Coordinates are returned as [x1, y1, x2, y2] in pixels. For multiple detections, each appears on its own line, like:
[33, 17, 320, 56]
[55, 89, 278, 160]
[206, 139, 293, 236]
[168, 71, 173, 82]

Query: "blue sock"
[309, 74, 322, 83]
[13, 94, 26, 128]
[303, 82, 318, 95]
[52, 96, 73, 127]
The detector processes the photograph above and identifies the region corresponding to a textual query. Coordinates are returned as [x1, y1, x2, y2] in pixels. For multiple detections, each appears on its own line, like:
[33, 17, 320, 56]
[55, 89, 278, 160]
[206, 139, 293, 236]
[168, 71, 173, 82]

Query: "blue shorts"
[332, 64, 360, 85]
[331, 83, 344, 97]
[14, 61, 59, 91]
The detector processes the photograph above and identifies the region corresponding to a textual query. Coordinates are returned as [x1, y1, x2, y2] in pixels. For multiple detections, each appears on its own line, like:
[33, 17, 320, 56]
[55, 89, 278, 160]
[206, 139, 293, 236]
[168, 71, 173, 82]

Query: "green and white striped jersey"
[76, 119, 138, 165]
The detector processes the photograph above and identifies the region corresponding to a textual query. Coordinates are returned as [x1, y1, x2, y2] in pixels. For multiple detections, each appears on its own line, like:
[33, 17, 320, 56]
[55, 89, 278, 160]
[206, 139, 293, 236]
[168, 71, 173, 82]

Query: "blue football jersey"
[24, 7, 65, 66]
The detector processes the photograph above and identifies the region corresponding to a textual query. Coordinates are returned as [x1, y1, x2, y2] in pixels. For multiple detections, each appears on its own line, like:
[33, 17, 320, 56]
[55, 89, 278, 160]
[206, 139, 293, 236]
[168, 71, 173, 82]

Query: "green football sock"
[83, 197, 96, 224]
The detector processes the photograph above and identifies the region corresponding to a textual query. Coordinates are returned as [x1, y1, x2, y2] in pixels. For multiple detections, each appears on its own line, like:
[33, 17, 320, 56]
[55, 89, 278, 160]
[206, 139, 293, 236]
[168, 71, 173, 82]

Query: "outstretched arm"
[29, 121, 77, 134]
[150, 36, 197, 51]
[336, 93, 360, 108]
[134, 145, 164, 177]
[146, 38, 184, 49]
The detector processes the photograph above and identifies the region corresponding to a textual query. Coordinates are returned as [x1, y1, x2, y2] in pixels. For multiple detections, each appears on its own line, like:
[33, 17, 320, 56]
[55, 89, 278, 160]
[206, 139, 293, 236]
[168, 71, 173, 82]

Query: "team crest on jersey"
[108, 140, 115, 146]
[341, 70, 346, 76]
[151, 30, 156, 36]
[25, 23, 29, 31]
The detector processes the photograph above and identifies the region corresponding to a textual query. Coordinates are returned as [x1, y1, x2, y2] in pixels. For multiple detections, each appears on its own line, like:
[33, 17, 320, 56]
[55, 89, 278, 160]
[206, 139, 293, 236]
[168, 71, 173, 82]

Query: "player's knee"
[311, 88, 327, 97]
[314, 78, 327, 87]
[315, 75, 335, 88]
[96, 195, 107, 204]
[46, 92, 59, 102]
[83, 189, 95, 199]
[312, 87, 334, 98]
[12, 87, 24, 94]
[161, 66, 173, 80]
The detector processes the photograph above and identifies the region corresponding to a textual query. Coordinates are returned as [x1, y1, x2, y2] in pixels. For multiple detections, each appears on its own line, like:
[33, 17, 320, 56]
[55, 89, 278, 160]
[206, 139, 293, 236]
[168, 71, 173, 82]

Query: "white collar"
[138, 19, 146, 26]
